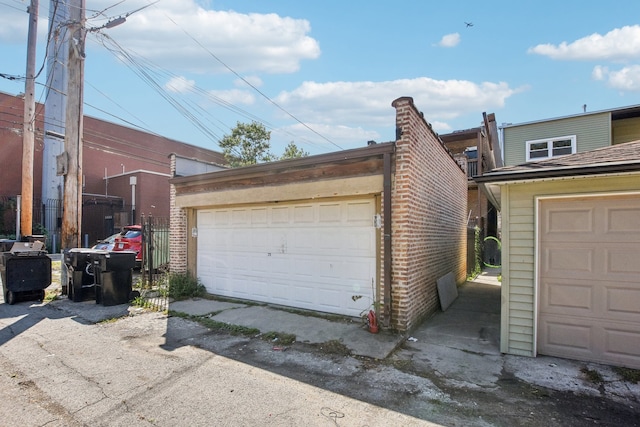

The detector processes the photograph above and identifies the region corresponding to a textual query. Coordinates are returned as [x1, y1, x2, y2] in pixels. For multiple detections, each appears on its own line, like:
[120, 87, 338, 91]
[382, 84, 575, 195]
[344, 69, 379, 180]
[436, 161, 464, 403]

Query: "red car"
[112, 225, 142, 267]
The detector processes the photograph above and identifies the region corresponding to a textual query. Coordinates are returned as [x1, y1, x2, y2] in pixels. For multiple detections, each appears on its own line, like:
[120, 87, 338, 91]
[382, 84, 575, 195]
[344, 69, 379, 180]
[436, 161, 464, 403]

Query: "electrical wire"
[2, 1, 342, 156]
[91, 31, 329, 156]
[0, 0, 26, 13]
[155, 5, 343, 151]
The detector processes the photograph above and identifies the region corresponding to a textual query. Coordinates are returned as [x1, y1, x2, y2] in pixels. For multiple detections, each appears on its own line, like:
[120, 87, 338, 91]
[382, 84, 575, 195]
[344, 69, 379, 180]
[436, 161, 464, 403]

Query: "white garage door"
[196, 198, 377, 317]
[538, 194, 640, 368]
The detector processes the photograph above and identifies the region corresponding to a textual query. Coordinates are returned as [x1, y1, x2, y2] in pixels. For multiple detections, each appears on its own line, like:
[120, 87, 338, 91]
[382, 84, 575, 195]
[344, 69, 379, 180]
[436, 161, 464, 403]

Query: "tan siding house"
[502, 105, 640, 167]
[477, 141, 640, 369]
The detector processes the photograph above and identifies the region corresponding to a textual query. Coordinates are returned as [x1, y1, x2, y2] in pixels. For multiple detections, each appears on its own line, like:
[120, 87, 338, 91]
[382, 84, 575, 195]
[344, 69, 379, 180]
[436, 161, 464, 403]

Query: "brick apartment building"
[0, 91, 225, 249]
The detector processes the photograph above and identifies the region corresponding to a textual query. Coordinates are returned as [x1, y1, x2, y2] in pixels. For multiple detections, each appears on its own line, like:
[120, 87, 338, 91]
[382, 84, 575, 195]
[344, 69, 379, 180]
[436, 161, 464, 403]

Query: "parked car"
[111, 225, 143, 268]
[91, 233, 120, 251]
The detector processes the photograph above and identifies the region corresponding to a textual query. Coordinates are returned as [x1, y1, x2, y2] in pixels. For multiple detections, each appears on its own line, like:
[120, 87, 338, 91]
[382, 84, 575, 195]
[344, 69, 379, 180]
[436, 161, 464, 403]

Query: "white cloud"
[275, 77, 521, 129]
[593, 65, 640, 91]
[592, 65, 608, 80]
[88, 0, 321, 74]
[165, 76, 195, 93]
[430, 121, 452, 133]
[235, 76, 263, 88]
[0, 6, 28, 43]
[273, 123, 381, 152]
[438, 33, 461, 48]
[208, 89, 255, 105]
[528, 25, 640, 61]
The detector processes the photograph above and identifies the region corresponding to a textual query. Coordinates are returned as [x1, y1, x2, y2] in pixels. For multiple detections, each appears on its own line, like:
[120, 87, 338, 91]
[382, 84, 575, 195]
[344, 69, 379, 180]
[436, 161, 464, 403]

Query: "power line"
[155, 6, 344, 151]
[90, 30, 331, 153]
[2, 2, 341, 154]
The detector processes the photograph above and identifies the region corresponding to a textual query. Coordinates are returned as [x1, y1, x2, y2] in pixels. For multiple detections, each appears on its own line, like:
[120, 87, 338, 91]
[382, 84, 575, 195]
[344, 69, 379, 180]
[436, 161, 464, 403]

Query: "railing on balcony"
[467, 158, 478, 178]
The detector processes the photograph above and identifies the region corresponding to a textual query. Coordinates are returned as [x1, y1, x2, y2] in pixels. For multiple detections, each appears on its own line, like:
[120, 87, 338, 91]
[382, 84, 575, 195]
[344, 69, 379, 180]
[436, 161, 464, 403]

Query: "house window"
[525, 135, 576, 161]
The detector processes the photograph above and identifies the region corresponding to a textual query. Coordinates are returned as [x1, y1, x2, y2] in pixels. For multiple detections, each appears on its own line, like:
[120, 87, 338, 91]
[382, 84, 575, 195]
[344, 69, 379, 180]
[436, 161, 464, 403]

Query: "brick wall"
[391, 97, 468, 331]
[169, 154, 188, 273]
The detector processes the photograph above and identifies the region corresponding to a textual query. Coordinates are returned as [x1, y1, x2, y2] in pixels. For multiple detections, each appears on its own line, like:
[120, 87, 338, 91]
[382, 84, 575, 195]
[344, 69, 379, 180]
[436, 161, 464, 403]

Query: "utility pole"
[20, 0, 39, 239]
[60, 0, 85, 249]
[42, 0, 70, 244]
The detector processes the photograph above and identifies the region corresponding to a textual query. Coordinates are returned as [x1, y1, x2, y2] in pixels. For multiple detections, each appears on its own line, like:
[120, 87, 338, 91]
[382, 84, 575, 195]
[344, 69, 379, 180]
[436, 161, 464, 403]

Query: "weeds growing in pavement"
[166, 272, 206, 300]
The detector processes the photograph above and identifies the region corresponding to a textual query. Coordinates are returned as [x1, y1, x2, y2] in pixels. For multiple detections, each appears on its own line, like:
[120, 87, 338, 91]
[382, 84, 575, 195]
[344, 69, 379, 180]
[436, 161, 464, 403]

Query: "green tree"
[280, 141, 309, 160]
[219, 121, 273, 167]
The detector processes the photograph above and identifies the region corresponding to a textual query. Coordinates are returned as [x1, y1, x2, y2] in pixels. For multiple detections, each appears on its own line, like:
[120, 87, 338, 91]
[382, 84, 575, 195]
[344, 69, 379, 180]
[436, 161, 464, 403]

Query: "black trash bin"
[0, 241, 51, 305]
[0, 239, 17, 252]
[63, 248, 104, 302]
[90, 251, 136, 306]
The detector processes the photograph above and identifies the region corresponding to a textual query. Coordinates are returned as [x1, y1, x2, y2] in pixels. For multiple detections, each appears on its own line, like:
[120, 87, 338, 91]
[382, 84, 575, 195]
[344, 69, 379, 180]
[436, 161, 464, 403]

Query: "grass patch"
[315, 339, 351, 356]
[197, 316, 260, 336]
[168, 311, 260, 337]
[262, 331, 296, 345]
[387, 358, 412, 370]
[43, 290, 58, 302]
[614, 367, 640, 383]
[166, 272, 206, 300]
[580, 367, 604, 384]
[131, 295, 166, 312]
[277, 306, 353, 323]
[98, 317, 121, 324]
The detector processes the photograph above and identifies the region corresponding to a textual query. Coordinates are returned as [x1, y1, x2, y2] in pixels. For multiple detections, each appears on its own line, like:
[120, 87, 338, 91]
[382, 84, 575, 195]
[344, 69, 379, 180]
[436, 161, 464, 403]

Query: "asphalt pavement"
[0, 261, 638, 426]
[41, 267, 640, 409]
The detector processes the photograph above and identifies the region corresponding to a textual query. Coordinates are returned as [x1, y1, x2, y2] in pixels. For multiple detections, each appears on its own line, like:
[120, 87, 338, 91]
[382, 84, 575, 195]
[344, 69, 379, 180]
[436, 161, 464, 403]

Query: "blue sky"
[2, 0, 640, 156]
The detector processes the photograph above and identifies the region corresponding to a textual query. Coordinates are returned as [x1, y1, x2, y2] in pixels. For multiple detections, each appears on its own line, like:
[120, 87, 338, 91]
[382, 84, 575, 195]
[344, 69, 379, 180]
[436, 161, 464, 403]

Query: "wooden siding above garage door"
[537, 194, 640, 369]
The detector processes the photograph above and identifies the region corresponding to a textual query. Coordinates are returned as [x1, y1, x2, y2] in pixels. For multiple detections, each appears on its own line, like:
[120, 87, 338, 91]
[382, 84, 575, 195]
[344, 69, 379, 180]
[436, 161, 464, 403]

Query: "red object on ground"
[368, 310, 379, 334]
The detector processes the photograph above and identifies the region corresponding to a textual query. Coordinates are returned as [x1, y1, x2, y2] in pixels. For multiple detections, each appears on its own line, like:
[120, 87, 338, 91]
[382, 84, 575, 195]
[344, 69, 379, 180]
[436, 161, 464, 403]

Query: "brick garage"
[169, 97, 467, 331]
[390, 97, 468, 329]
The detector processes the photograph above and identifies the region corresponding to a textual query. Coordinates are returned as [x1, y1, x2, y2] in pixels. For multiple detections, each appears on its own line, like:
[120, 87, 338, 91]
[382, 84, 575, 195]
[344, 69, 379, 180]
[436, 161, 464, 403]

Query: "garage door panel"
[197, 198, 377, 317]
[318, 203, 341, 222]
[540, 316, 640, 367]
[541, 280, 594, 314]
[541, 318, 593, 352]
[271, 207, 290, 223]
[293, 205, 314, 223]
[605, 247, 640, 277]
[542, 245, 594, 277]
[606, 286, 640, 320]
[251, 208, 268, 224]
[538, 195, 640, 369]
[605, 206, 640, 234]
[544, 207, 594, 235]
[604, 327, 640, 363]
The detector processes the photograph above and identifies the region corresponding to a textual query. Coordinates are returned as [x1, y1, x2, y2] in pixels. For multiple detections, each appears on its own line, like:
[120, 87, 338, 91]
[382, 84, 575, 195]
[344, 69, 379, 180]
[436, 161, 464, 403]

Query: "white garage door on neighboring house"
[537, 193, 640, 369]
[196, 198, 377, 317]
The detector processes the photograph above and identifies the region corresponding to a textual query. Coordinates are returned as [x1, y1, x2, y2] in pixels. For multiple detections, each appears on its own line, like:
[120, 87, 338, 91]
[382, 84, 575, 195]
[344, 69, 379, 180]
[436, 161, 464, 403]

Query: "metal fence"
[0, 196, 58, 241]
[137, 214, 170, 311]
[0, 196, 132, 252]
